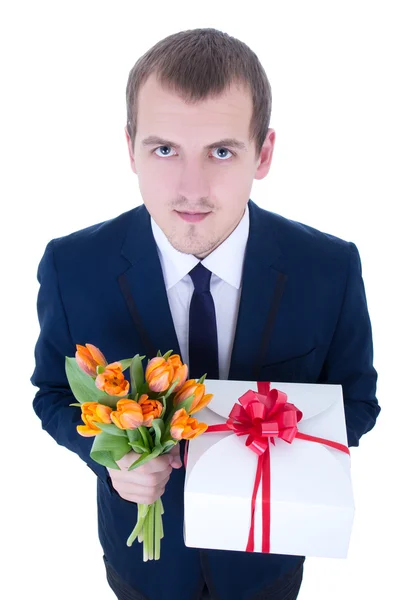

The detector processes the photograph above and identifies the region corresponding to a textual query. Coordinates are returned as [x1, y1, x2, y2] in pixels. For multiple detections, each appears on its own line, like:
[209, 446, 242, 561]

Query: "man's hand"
[106, 442, 182, 504]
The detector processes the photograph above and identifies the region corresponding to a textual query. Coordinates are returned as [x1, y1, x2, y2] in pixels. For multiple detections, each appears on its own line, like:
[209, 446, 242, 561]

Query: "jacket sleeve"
[318, 242, 381, 447]
[31, 239, 112, 485]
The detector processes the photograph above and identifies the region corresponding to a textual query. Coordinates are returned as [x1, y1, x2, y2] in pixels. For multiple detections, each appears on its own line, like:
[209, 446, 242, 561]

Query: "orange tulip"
[170, 408, 208, 440]
[75, 343, 107, 377]
[138, 394, 163, 427]
[173, 379, 213, 415]
[167, 354, 188, 391]
[95, 362, 130, 397]
[145, 357, 174, 392]
[76, 402, 112, 437]
[145, 355, 188, 393]
[111, 399, 143, 430]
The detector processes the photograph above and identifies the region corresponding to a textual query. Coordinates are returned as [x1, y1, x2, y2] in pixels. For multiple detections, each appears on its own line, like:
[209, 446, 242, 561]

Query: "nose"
[177, 159, 211, 203]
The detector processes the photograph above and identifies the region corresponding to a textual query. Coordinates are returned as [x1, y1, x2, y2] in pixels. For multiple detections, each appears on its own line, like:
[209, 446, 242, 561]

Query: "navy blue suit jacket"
[31, 199, 380, 600]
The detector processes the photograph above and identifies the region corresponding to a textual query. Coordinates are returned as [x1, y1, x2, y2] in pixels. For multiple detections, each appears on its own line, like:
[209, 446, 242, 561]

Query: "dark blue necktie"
[188, 262, 219, 380]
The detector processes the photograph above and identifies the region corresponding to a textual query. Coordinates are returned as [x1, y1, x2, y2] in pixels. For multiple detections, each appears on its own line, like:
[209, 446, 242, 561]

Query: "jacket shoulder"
[259, 206, 353, 262]
[51, 207, 136, 253]
[44, 205, 150, 272]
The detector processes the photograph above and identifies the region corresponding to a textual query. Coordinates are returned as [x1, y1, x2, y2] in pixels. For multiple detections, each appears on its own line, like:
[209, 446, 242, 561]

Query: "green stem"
[126, 503, 149, 547]
[154, 499, 162, 560]
[143, 504, 152, 561]
[138, 504, 144, 543]
[148, 502, 155, 560]
[143, 507, 148, 561]
[162, 411, 173, 434]
[159, 498, 164, 539]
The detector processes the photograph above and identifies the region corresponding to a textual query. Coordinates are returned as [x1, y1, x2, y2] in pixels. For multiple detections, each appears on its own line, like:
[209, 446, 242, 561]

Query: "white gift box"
[183, 380, 355, 558]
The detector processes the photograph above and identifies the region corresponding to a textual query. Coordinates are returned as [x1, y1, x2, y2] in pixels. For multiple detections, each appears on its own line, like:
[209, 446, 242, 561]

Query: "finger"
[115, 451, 140, 470]
[115, 469, 172, 489]
[170, 442, 180, 456]
[116, 477, 169, 502]
[136, 454, 172, 474]
[121, 488, 166, 504]
[169, 442, 182, 468]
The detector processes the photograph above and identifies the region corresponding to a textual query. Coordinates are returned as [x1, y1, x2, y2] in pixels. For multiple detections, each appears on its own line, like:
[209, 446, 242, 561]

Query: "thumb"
[169, 442, 182, 468]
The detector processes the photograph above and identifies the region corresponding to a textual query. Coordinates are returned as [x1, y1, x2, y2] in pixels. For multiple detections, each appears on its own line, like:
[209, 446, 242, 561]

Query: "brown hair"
[126, 28, 272, 159]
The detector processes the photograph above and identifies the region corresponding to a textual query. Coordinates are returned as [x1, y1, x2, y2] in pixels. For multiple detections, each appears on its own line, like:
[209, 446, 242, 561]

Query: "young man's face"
[125, 73, 275, 258]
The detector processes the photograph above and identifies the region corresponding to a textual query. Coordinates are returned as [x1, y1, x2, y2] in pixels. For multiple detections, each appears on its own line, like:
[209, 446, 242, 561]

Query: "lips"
[175, 211, 211, 223]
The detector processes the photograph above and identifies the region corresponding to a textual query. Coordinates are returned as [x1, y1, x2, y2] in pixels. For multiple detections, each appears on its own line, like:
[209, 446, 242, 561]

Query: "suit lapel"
[118, 205, 181, 359]
[228, 200, 287, 381]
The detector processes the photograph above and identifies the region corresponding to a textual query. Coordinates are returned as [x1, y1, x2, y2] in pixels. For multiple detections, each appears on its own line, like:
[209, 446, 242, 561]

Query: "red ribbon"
[203, 381, 350, 553]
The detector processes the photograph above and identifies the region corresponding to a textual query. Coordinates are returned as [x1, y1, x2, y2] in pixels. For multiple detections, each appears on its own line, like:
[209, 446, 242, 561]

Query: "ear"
[254, 129, 276, 180]
[124, 126, 137, 174]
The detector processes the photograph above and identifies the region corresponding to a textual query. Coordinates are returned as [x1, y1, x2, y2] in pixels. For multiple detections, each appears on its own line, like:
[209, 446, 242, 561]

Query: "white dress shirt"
[151, 204, 250, 380]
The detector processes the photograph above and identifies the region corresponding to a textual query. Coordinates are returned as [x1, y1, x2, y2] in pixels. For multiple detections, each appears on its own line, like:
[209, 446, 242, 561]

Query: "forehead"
[135, 73, 253, 140]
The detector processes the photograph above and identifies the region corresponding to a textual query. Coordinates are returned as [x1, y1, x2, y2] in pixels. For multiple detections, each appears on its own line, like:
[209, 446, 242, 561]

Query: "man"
[31, 28, 380, 600]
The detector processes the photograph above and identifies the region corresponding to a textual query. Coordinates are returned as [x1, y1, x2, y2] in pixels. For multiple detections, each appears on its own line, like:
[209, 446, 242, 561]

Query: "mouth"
[175, 210, 211, 223]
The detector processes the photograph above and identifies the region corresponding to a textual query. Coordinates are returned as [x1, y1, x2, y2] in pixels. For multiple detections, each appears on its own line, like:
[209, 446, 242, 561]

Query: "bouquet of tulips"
[66, 344, 213, 561]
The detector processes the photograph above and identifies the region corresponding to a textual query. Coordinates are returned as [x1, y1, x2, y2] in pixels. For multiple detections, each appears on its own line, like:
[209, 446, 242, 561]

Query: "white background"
[2, 1, 399, 598]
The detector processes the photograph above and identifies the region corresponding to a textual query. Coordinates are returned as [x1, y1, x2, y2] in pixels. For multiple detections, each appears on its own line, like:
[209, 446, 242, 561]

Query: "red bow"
[223, 381, 303, 455]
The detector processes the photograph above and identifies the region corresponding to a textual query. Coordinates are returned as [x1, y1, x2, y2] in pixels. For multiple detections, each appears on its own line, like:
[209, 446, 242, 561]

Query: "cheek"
[212, 166, 253, 201]
[138, 162, 174, 200]
[149, 160, 177, 187]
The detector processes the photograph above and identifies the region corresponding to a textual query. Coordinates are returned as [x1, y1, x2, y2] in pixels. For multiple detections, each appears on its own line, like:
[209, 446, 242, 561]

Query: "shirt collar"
[151, 203, 249, 290]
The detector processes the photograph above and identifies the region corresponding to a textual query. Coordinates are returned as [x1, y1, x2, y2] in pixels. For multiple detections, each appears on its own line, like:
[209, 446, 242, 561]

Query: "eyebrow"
[141, 136, 247, 151]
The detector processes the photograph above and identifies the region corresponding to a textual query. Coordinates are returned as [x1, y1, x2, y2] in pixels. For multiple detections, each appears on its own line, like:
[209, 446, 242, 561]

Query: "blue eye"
[213, 147, 233, 160]
[153, 146, 233, 160]
[154, 146, 175, 157]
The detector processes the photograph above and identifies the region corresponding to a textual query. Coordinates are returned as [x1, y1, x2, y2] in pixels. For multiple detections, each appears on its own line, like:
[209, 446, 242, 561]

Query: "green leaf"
[140, 381, 150, 396]
[161, 440, 177, 453]
[69, 402, 81, 407]
[90, 432, 131, 469]
[128, 445, 162, 470]
[96, 365, 105, 375]
[130, 354, 145, 398]
[89, 450, 120, 470]
[129, 366, 137, 398]
[126, 429, 148, 453]
[197, 374, 206, 384]
[156, 394, 167, 419]
[157, 350, 162, 357]
[65, 357, 119, 408]
[119, 358, 133, 372]
[65, 356, 95, 403]
[129, 443, 148, 454]
[126, 428, 141, 444]
[162, 349, 174, 361]
[152, 419, 165, 447]
[138, 426, 154, 450]
[95, 422, 128, 437]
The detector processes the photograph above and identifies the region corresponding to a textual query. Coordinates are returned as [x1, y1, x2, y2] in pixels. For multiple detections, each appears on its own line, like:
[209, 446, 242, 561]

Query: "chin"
[168, 236, 209, 256]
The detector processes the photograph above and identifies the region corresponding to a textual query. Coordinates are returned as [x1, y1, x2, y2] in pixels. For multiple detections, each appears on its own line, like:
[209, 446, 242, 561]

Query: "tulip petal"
[86, 343, 107, 366]
[110, 412, 124, 429]
[116, 399, 138, 411]
[75, 352, 97, 377]
[184, 422, 208, 439]
[120, 410, 144, 429]
[95, 404, 112, 423]
[77, 425, 100, 437]
[189, 393, 214, 415]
